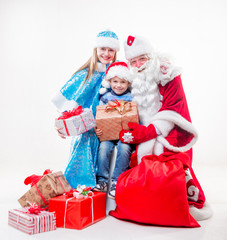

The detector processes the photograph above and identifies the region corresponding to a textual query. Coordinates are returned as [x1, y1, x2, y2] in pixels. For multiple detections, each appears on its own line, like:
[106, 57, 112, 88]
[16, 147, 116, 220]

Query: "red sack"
[109, 152, 200, 227]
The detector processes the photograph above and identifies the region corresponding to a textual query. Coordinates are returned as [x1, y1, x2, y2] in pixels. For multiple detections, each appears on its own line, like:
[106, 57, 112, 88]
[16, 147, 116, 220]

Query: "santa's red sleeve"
[151, 75, 198, 158]
[151, 75, 207, 210]
[159, 75, 192, 121]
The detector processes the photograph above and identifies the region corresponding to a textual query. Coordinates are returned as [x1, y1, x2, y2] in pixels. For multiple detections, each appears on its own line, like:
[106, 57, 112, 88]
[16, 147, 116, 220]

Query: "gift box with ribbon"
[18, 170, 72, 208]
[96, 100, 139, 141]
[48, 186, 106, 230]
[8, 203, 56, 235]
[55, 106, 97, 136]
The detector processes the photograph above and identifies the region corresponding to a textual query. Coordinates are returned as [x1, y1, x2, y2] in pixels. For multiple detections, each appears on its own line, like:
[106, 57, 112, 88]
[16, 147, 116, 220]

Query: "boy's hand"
[94, 127, 103, 137]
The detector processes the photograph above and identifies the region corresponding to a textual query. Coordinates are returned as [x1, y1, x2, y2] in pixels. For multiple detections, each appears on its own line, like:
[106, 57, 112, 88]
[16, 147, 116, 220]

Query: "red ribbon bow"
[24, 169, 52, 187]
[27, 203, 43, 215]
[24, 170, 67, 207]
[107, 99, 121, 109]
[81, 186, 92, 196]
[64, 189, 79, 197]
[64, 186, 93, 198]
[58, 106, 84, 120]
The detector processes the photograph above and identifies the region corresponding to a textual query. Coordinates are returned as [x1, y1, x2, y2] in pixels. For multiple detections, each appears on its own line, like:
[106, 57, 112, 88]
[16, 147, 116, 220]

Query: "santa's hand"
[119, 122, 158, 144]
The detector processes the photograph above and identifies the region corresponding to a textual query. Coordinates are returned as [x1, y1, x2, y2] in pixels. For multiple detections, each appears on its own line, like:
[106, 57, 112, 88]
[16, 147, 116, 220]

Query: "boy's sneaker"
[93, 181, 107, 192]
[108, 182, 117, 199]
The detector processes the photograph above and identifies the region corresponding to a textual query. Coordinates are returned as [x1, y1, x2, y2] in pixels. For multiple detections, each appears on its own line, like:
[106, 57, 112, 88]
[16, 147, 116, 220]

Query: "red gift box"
[49, 192, 106, 230]
[8, 208, 56, 235]
[96, 100, 139, 141]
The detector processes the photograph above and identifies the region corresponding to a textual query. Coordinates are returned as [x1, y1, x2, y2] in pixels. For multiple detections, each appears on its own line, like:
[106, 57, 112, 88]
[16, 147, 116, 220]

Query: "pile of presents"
[9, 170, 106, 234]
[8, 101, 139, 235]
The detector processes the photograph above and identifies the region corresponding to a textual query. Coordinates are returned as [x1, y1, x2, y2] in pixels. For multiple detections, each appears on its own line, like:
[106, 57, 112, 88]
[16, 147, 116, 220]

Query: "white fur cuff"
[51, 91, 78, 112]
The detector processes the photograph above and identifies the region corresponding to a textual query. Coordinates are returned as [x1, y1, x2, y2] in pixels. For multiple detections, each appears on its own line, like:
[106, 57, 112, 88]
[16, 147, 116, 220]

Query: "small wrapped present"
[8, 204, 56, 235]
[55, 106, 97, 136]
[18, 169, 72, 208]
[96, 100, 139, 141]
[49, 186, 106, 230]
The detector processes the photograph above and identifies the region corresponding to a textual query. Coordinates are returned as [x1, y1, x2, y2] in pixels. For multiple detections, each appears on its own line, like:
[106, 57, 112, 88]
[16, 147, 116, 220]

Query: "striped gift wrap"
[8, 208, 56, 235]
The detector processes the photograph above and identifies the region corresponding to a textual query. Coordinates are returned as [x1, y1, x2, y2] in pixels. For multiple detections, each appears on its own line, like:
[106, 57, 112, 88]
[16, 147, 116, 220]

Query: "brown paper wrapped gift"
[96, 100, 139, 141]
[18, 170, 72, 208]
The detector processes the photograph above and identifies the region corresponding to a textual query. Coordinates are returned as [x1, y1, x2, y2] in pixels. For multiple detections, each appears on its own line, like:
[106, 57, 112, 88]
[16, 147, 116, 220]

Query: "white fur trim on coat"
[151, 110, 198, 153]
[97, 62, 107, 72]
[137, 110, 198, 163]
[189, 202, 213, 221]
[51, 91, 78, 112]
[153, 119, 174, 137]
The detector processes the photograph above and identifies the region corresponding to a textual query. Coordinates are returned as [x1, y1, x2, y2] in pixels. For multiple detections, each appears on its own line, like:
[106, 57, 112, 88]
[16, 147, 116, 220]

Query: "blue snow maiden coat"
[52, 62, 110, 188]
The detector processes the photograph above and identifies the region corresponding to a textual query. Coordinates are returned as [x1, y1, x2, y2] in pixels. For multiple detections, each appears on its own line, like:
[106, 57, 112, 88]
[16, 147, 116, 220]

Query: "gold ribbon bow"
[105, 99, 132, 115]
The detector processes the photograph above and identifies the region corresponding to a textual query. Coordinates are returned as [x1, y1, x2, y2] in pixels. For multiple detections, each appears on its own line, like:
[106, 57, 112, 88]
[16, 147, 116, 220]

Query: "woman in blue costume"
[52, 30, 120, 188]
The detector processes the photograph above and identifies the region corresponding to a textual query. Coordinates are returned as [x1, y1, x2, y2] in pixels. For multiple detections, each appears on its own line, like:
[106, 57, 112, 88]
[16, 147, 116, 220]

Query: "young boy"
[94, 62, 133, 199]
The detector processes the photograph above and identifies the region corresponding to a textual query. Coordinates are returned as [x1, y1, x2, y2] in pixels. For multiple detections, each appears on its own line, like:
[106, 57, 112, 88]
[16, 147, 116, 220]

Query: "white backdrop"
[1, 0, 227, 177]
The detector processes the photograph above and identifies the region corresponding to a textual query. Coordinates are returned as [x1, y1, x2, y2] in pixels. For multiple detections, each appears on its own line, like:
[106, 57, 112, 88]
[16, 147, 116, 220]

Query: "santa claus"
[117, 35, 212, 221]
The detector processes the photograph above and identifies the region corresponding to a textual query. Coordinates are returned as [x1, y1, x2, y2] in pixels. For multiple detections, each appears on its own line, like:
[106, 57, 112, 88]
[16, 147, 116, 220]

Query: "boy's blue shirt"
[99, 89, 133, 105]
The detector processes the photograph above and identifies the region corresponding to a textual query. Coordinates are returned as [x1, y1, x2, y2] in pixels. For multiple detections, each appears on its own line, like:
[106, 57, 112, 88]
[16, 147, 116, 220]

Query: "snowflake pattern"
[97, 31, 119, 40]
[122, 132, 134, 143]
[59, 67, 106, 188]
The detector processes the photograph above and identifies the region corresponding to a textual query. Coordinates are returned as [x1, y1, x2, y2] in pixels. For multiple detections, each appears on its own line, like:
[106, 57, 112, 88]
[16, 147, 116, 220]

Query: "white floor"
[1, 163, 227, 240]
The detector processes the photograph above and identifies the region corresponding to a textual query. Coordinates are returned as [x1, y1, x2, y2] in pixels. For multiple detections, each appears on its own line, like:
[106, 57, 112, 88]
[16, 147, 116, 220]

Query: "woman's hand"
[94, 127, 103, 137]
[56, 126, 66, 139]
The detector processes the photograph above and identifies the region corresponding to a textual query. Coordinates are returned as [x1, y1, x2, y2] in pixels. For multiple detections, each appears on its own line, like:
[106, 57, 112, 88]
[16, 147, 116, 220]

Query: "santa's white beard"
[130, 59, 162, 126]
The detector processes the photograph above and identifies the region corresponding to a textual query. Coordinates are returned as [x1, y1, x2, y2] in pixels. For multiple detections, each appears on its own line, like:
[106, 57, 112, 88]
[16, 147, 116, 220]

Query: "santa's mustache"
[129, 58, 158, 79]
[130, 63, 147, 73]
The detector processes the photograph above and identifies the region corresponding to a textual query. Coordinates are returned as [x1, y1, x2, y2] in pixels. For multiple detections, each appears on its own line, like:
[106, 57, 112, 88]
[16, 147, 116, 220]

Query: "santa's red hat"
[124, 35, 153, 60]
[99, 62, 131, 94]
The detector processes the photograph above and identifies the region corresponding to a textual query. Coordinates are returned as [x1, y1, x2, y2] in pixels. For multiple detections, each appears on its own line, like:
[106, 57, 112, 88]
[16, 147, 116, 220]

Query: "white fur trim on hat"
[106, 65, 131, 82]
[124, 35, 153, 60]
[94, 30, 120, 51]
[101, 79, 111, 88]
[99, 87, 108, 95]
[99, 62, 131, 95]
[99, 79, 111, 94]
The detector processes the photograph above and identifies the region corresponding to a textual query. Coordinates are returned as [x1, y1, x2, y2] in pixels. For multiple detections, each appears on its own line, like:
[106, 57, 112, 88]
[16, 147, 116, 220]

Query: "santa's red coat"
[130, 74, 205, 208]
[159, 75, 205, 208]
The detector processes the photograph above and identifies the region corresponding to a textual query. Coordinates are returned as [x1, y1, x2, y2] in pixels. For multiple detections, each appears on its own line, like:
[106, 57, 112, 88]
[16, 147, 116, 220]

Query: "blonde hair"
[73, 48, 117, 83]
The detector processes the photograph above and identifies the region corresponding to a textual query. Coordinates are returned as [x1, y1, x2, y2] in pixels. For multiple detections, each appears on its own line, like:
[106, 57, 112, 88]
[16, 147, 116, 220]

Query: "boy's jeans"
[96, 140, 132, 183]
